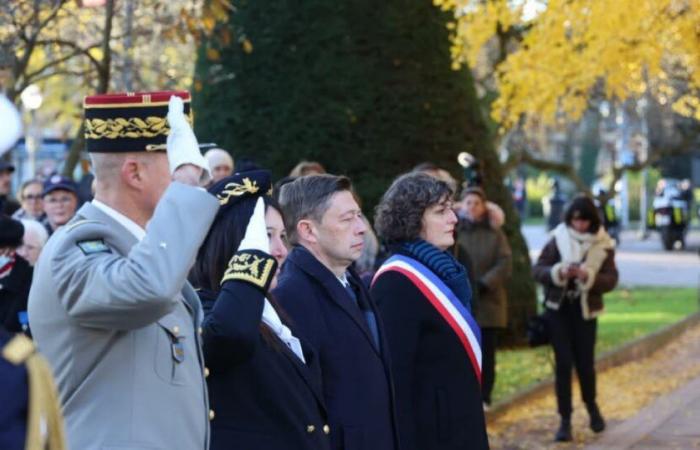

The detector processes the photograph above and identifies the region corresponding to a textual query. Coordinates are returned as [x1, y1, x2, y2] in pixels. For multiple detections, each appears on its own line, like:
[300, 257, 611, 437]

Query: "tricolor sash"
[373, 254, 482, 382]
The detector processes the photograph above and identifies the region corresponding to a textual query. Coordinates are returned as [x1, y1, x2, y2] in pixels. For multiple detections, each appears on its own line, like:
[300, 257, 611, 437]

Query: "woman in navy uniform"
[191, 171, 331, 450]
[371, 172, 489, 450]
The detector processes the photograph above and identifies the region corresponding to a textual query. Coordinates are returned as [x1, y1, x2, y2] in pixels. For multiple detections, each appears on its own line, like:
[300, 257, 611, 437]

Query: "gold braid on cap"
[84, 115, 193, 140]
[217, 177, 260, 205]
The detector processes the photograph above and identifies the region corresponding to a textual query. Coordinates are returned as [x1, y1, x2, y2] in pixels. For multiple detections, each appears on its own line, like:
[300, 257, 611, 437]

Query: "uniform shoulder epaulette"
[2, 333, 35, 365]
[66, 219, 102, 232]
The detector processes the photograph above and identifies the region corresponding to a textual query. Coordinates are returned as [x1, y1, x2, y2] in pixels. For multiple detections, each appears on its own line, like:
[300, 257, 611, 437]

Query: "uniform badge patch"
[77, 239, 111, 255]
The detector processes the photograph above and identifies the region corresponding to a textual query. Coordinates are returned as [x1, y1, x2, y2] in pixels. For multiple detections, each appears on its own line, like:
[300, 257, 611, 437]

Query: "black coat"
[273, 246, 399, 450]
[201, 279, 331, 450]
[371, 263, 490, 450]
[0, 254, 32, 334]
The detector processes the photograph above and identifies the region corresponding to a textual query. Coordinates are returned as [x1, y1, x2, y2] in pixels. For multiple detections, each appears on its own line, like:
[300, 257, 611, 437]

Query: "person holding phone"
[533, 195, 618, 442]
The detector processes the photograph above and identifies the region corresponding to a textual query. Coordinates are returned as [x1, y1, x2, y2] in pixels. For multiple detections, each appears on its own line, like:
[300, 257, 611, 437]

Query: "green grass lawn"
[492, 287, 698, 403]
[521, 216, 545, 226]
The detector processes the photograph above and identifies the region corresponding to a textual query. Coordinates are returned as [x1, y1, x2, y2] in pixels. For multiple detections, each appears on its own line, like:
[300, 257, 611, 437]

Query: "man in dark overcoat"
[273, 175, 399, 450]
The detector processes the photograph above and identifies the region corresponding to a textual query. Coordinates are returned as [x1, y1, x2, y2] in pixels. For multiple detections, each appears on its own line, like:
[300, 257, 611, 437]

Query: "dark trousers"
[547, 300, 597, 418]
[480, 327, 497, 405]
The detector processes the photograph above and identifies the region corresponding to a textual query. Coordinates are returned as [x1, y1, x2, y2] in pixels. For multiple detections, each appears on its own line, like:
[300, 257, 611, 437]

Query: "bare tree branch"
[8, 0, 69, 101]
[23, 49, 93, 83]
[22, 69, 93, 87]
[511, 148, 591, 194]
[33, 39, 103, 69]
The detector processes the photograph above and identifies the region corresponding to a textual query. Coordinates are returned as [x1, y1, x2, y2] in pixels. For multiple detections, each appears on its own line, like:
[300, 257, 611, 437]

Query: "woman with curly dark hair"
[371, 172, 489, 450]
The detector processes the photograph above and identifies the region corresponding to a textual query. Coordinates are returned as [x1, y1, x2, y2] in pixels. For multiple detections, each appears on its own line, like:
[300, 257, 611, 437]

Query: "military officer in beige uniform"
[28, 91, 219, 450]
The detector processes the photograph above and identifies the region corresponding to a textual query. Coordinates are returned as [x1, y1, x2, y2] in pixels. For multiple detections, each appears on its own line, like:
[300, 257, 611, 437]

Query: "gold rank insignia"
[221, 251, 277, 290]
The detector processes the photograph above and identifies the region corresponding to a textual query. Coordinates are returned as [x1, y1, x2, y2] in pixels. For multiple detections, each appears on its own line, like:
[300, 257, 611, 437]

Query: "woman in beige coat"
[455, 187, 512, 408]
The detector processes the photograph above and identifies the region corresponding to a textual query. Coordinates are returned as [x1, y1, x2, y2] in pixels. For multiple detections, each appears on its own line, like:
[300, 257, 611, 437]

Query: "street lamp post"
[20, 84, 43, 179]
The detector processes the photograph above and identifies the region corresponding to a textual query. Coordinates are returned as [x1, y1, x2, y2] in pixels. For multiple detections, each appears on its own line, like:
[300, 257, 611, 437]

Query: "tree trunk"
[62, 0, 115, 178]
[579, 108, 601, 186]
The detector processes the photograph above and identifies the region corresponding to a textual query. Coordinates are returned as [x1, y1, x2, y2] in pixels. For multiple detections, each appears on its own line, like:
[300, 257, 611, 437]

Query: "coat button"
[209, 410, 215, 421]
[172, 326, 180, 335]
[306, 425, 315, 433]
[323, 424, 330, 435]
[204, 367, 210, 378]
[198, 327, 203, 336]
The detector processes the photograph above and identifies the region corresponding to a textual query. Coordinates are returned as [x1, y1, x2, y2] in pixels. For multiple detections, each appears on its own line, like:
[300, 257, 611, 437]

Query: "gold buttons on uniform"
[204, 367, 210, 378]
[306, 425, 315, 433]
[323, 424, 330, 435]
[209, 410, 215, 421]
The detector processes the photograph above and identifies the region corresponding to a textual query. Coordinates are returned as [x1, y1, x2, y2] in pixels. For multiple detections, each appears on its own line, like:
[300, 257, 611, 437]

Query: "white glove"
[238, 198, 269, 253]
[166, 95, 210, 181]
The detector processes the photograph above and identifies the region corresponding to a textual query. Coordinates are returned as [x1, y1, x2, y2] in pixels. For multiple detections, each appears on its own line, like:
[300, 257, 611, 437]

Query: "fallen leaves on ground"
[487, 323, 700, 449]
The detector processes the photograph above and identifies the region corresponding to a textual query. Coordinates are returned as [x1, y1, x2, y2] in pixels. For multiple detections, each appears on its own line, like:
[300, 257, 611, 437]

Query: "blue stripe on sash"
[385, 254, 481, 345]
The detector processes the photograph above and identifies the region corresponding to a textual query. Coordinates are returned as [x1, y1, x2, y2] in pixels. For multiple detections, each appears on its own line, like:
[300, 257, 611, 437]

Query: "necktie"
[344, 280, 380, 352]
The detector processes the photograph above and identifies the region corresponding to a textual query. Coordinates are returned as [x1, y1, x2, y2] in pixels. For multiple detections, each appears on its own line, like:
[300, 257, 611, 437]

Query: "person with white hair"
[17, 219, 49, 266]
[204, 147, 234, 183]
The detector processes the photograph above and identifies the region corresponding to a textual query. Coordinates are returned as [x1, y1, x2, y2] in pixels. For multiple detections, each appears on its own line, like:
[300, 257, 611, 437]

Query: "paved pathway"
[523, 225, 700, 287]
[488, 322, 700, 449]
[584, 332, 700, 450]
[586, 375, 700, 449]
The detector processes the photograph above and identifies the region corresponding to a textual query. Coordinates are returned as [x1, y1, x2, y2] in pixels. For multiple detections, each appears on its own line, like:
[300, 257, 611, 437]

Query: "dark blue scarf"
[399, 239, 473, 311]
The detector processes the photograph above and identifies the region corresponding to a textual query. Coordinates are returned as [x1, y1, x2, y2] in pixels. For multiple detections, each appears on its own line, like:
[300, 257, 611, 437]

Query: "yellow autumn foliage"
[444, 0, 700, 130]
[2, 0, 231, 133]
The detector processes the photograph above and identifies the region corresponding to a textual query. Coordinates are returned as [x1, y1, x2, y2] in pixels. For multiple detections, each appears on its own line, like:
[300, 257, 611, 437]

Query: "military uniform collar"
[91, 199, 146, 241]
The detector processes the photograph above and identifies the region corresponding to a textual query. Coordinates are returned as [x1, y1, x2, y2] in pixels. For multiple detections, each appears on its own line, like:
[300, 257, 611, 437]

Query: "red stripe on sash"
[384, 266, 481, 384]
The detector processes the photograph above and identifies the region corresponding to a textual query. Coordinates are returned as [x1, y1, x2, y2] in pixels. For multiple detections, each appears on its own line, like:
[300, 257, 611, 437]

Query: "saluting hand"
[221, 198, 278, 292]
[238, 198, 270, 254]
[166, 95, 210, 185]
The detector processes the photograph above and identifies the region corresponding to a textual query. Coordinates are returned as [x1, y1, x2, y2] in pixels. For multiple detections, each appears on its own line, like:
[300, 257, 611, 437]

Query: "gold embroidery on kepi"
[221, 252, 276, 289]
[217, 178, 260, 205]
[84, 117, 170, 140]
[83, 91, 192, 153]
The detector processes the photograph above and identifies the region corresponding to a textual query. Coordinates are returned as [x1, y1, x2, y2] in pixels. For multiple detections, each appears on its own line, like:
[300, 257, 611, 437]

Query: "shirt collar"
[91, 199, 146, 241]
[337, 272, 349, 288]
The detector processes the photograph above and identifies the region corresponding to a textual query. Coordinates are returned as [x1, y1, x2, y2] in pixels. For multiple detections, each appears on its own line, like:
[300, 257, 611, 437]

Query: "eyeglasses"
[45, 196, 75, 205]
[23, 194, 42, 201]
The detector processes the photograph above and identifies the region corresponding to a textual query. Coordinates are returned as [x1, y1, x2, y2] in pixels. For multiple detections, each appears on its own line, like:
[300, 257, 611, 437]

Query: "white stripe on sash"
[374, 256, 482, 379]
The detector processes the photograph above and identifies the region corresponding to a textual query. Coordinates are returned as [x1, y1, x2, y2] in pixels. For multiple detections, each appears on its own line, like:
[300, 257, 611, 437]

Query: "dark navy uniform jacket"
[201, 279, 331, 450]
[273, 246, 399, 450]
[0, 329, 28, 450]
